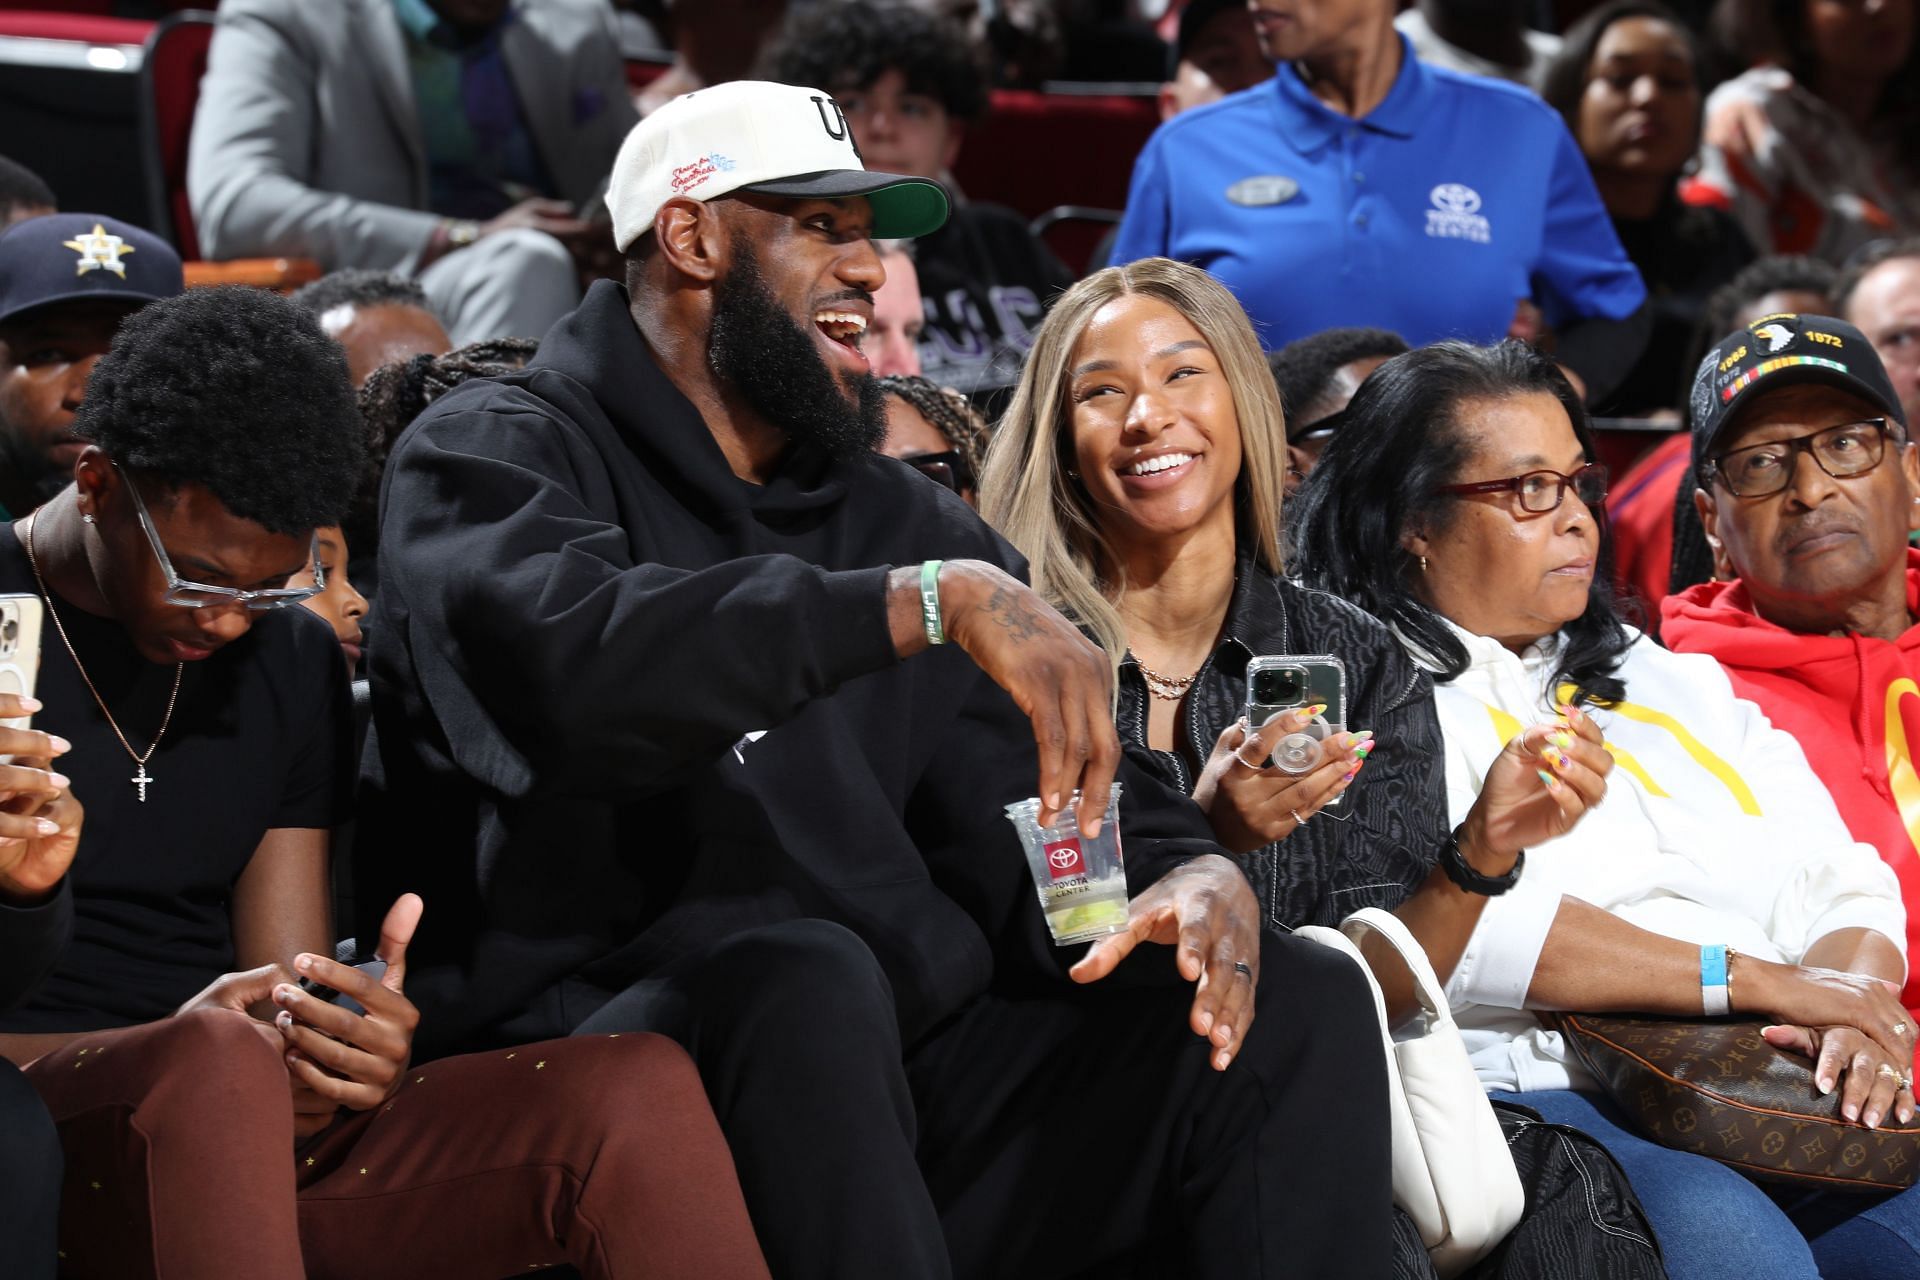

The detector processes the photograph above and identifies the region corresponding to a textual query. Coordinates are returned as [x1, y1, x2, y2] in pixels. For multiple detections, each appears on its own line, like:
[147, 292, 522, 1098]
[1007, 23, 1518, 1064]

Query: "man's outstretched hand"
[1069, 855, 1261, 1071]
[890, 560, 1120, 836]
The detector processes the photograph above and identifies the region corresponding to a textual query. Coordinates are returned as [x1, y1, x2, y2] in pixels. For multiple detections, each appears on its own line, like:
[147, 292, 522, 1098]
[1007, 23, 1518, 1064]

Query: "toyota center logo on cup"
[1044, 838, 1086, 879]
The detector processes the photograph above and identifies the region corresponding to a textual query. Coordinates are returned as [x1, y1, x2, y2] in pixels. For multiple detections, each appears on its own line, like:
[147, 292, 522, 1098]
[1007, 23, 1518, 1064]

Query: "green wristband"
[921, 560, 945, 645]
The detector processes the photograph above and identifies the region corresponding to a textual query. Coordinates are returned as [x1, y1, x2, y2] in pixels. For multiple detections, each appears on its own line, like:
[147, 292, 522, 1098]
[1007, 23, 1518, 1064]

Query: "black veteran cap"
[1689, 313, 1906, 478]
[0, 213, 184, 327]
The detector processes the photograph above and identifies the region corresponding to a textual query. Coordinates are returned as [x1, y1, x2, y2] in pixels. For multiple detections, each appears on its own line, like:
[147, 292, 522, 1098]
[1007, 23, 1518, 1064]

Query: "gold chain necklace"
[23, 515, 183, 802]
[1135, 659, 1198, 702]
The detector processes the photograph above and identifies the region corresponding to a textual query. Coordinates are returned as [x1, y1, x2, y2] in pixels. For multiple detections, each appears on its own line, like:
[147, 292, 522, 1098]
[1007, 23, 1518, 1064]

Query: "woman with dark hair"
[1291, 338, 1920, 1279]
[1540, 0, 1754, 414]
[1688, 0, 1920, 262]
[984, 260, 1669, 1278]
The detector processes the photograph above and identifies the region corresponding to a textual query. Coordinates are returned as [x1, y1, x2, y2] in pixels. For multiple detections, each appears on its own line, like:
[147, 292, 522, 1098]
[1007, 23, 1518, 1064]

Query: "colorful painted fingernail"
[1550, 731, 1575, 750]
[1536, 768, 1559, 792]
[1541, 745, 1568, 771]
[1301, 703, 1328, 720]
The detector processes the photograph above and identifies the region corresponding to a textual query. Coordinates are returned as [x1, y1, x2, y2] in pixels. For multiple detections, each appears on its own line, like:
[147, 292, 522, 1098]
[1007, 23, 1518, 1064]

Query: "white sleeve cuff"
[1444, 878, 1566, 1011]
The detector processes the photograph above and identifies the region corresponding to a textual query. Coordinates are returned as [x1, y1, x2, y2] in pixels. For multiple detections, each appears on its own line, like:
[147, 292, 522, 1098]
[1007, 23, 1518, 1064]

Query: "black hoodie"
[358, 280, 1221, 1058]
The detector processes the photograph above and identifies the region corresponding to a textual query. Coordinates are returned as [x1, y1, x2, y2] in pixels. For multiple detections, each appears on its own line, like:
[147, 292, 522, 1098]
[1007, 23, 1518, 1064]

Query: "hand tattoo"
[982, 585, 1045, 644]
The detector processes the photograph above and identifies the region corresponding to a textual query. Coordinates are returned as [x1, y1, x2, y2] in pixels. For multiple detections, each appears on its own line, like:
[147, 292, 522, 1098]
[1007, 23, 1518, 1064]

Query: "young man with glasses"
[1663, 313, 1920, 1014]
[0, 286, 773, 1276]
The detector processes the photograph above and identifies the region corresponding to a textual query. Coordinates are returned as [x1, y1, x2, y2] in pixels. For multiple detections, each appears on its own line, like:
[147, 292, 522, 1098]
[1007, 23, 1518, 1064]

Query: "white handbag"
[1295, 907, 1525, 1278]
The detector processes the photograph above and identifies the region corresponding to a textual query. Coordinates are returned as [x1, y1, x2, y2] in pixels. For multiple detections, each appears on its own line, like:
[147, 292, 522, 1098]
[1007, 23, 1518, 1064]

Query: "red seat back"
[137, 10, 215, 261]
[951, 90, 1159, 224]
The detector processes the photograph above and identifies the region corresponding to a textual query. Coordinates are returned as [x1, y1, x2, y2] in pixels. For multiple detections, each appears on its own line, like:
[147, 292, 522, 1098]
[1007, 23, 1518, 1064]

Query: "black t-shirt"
[1605, 198, 1756, 415]
[0, 522, 353, 1031]
[914, 201, 1075, 403]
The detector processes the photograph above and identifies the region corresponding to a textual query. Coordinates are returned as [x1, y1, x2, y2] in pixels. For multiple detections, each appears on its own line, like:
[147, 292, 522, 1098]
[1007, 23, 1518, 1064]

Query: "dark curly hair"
[289, 269, 433, 319]
[1288, 340, 1633, 707]
[763, 1, 989, 122]
[876, 374, 990, 480]
[71, 286, 363, 535]
[1265, 327, 1409, 433]
[346, 338, 539, 568]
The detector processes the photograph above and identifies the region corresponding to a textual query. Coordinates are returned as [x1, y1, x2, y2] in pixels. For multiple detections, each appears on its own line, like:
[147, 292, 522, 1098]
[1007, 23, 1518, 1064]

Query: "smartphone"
[1244, 655, 1349, 800]
[298, 957, 388, 1017]
[0, 594, 44, 753]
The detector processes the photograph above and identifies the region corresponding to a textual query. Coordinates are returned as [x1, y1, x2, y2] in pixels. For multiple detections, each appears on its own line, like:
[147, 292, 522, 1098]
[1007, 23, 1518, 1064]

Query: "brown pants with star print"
[24, 1008, 772, 1279]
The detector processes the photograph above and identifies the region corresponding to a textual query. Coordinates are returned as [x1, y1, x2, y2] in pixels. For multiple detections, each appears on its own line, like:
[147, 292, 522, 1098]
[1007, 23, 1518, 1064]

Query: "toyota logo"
[1430, 183, 1482, 214]
[1048, 846, 1080, 870]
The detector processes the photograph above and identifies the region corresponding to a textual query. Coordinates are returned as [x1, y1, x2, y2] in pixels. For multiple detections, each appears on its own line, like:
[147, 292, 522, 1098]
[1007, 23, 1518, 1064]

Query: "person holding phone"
[359, 84, 1401, 1278]
[0, 287, 770, 1277]
[981, 260, 1669, 1276]
[1288, 337, 1920, 1279]
[982, 261, 1594, 994]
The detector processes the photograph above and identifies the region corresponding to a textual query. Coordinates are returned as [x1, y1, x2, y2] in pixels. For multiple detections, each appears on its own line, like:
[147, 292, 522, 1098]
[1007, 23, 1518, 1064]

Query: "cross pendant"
[131, 763, 151, 803]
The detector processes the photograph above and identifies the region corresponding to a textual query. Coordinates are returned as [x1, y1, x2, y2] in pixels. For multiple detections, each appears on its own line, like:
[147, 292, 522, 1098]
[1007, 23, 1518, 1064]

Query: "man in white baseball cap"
[605, 79, 950, 251]
[360, 76, 1386, 1280]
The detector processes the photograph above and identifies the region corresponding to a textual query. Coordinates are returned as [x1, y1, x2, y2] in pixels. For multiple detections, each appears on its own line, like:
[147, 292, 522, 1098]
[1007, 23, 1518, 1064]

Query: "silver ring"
[1232, 751, 1264, 771]
[1896, 1021, 1910, 1037]
[1290, 808, 1307, 827]
[1232, 961, 1253, 981]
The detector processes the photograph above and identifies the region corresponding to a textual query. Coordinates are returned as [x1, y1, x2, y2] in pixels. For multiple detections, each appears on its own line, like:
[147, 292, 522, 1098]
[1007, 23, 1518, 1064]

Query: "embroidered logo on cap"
[1424, 183, 1490, 244]
[810, 96, 862, 160]
[62, 224, 134, 278]
[1753, 322, 1794, 353]
[669, 152, 737, 195]
[1719, 355, 1849, 403]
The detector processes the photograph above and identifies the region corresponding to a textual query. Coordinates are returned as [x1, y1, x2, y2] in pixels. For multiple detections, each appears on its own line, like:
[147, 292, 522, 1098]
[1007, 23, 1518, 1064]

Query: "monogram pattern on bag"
[1558, 1014, 1920, 1191]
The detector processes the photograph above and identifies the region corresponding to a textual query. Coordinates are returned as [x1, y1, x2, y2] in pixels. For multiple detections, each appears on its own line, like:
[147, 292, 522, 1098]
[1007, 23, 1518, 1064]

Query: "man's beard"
[707, 241, 886, 462]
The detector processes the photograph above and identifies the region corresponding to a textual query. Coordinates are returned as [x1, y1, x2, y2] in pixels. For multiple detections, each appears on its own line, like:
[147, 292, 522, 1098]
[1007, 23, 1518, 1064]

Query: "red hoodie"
[1663, 550, 1920, 1012]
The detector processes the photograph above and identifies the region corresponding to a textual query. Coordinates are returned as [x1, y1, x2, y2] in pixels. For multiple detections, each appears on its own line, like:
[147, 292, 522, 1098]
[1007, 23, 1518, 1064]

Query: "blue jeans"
[1509, 1089, 1920, 1280]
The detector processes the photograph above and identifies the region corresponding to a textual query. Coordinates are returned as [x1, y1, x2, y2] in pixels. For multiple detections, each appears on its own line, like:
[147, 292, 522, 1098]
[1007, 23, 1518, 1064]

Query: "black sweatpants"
[0, 1056, 60, 1280]
[572, 918, 1394, 1279]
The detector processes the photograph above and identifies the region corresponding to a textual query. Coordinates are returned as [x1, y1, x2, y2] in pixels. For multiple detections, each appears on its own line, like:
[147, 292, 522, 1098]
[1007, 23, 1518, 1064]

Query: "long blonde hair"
[979, 257, 1289, 663]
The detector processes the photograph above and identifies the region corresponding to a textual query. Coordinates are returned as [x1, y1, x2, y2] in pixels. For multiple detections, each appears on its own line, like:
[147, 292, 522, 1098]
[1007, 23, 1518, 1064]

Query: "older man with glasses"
[1663, 313, 1920, 1016]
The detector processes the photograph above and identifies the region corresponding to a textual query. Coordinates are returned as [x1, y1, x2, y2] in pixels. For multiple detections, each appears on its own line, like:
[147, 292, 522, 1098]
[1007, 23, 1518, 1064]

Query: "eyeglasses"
[1435, 462, 1609, 514]
[118, 465, 324, 611]
[1706, 418, 1894, 498]
[1291, 405, 1348, 444]
[904, 449, 974, 495]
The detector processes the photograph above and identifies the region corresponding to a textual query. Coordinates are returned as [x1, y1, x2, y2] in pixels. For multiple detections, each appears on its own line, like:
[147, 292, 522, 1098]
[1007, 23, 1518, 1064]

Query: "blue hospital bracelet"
[921, 560, 945, 645]
[1701, 943, 1731, 1016]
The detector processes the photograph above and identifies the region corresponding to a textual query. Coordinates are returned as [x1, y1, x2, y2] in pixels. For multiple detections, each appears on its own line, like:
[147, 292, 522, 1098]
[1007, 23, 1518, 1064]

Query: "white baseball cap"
[606, 80, 951, 252]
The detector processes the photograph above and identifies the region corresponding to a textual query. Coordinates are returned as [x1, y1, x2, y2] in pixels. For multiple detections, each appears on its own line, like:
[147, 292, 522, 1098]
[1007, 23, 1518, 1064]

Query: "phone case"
[1244, 654, 1349, 802]
[0, 594, 43, 740]
[1245, 653, 1348, 727]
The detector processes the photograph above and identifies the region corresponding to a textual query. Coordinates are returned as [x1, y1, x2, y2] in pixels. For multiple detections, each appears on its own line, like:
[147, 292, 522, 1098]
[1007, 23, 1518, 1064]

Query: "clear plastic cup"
[1003, 785, 1129, 946]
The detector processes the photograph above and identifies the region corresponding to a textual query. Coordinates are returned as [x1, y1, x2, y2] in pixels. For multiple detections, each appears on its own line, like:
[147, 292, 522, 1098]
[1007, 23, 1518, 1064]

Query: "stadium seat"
[138, 9, 320, 288]
[952, 89, 1158, 224]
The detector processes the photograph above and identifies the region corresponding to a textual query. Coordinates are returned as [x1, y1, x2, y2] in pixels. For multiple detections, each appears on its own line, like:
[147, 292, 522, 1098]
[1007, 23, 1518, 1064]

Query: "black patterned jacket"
[1116, 555, 1450, 931]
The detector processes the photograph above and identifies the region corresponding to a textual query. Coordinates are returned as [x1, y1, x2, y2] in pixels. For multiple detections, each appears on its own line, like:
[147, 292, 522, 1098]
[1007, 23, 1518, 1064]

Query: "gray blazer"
[188, 0, 638, 271]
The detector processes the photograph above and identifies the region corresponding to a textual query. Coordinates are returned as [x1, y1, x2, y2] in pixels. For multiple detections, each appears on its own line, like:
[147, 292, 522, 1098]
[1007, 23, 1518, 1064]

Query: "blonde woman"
[981, 259, 1666, 1278]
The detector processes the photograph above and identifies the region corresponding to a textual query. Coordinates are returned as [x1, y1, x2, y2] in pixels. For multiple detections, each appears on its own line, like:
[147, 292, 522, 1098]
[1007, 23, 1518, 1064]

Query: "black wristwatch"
[1438, 825, 1524, 896]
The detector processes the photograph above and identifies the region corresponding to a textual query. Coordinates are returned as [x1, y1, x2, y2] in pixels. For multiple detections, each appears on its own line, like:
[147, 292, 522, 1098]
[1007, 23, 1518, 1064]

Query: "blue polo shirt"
[1110, 37, 1645, 350]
